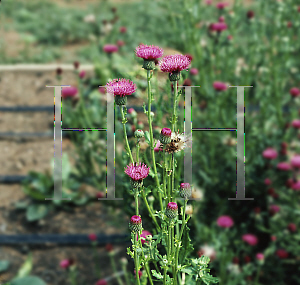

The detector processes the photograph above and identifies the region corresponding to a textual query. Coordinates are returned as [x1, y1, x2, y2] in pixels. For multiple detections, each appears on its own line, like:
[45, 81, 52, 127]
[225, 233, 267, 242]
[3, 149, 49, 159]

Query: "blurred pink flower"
[159, 54, 191, 74]
[134, 270, 143, 279]
[185, 54, 193, 61]
[62, 86, 78, 98]
[209, 22, 228, 32]
[154, 140, 163, 152]
[60, 259, 70, 269]
[213, 81, 227, 91]
[290, 87, 300, 97]
[256, 253, 264, 260]
[190, 68, 199, 75]
[264, 178, 272, 185]
[287, 223, 297, 232]
[205, 0, 212, 4]
[128, 108, 136, 115]
[117, 40, 125, 47]
[119, 26, 127, 33]
[197, 244, 216, 261]
[262, 147, 277, 159]
[96, 279, 108, 285]
[217, 215, 234, 228]
[276, 162, 291, 171]
[218, 16, 225, 22]
[276, 249, 288, 259]
[291, 155, 300, 168]
[135, 44, 164, 60]
[79, 70, 86, 79]
[124, 162, 150, 181]
[271, 235, 276, 242]
[292, 180, 300, 191]
[103, 44, 119, 53]
[183, 78, 192, 86]
[99, 86, 106, 94]
[88, 233, 97, 241]
[291, 119, 300, 129]
[106, 78, 136, 97]
[137, 230, 152, 245]
[216, 2, 229, 9]
[247, 10, 255, 19]
[269, 205, 280, 215]
[242, 234, 258, 246]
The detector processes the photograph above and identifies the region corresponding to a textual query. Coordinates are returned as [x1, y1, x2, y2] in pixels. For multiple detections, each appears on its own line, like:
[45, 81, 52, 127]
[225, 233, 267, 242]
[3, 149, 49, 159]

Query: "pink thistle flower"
[96, 279, 108, 285]
[216, 1, 229, 9]
[137, 230, 152, 245]
[264, 178, 272, 185]
[96, 192, 105, 199]
[217, 215, 234, 228]
[276, 249, 288, 259]
[271, 235, 276, 242]
[103, 44, 119, 53]
[166, 202, 178, 219]
[88, 233, 97, 241]
[262, 147, 278, 159]
[190, 68, 199, 75]
[134, 270, 143, 279]
[183, 78, 192, 86]
[106, 78, 136, 97]
[159, 54, 191, 74]
[276, 162, 291, 171]
[291, 155, 300, 168]
[209, 22, 228, 32]
[117, 40, 125, 47]
[119, 26, 127, 33]
[79, 70, 86, 79]
[154, 140, 163, 152]
[291, 119, 300, 129]
[129, 215, 142, 233]
[256, 253, 264, 261]
[287, 223, 297, 232]
[269, 205, 280, 216]
[60, 259, 70, 269]
[124, 162, 150, 181]
[205, 0, 212, 5]
[290, 87, 300, 97]
[135, 44, 163, 60]
[219, 16, 225, 22]
[242, 234, 258, 246]
[213, 81, 227, 91]
[292, 180, 300, 191]
[62, 86, 78, 98]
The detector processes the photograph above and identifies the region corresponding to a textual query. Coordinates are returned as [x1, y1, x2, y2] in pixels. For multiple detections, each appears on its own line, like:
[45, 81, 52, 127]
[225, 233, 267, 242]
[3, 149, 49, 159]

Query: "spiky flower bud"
[179, 183, 192, 200]
[165, 202, 178, 219]
[134, 129, 144, 138]
[160, 128, 172, 144]
[129, 215, 142, 233]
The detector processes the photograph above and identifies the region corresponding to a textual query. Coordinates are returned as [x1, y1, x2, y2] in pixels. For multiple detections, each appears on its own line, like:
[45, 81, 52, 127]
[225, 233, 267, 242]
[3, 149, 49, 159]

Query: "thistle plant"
[106, 44, 219, 285]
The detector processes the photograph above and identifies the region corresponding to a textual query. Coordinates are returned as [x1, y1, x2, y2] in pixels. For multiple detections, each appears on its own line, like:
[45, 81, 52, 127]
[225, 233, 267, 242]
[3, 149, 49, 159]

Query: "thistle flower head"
[166, 202, 178, 219]
[124, 162, 150, 181]
[290, 87, 300, 97]
[213, 81, 228, 91]
[135, 44, 164, 60]
[242, 234, 258, 246]
[103, 44, 118, 53]
[106, 78, 137, 97]
[129, 215, 142, 233]
[180, 183, 192, 200]
[262, 147, 277, 159]
[291, 155, 300, 168]
[209, 22, 228, 32]
[159, 54, 191, 76]
[217, 215, 234, 228]
[62, 86, 78, 98]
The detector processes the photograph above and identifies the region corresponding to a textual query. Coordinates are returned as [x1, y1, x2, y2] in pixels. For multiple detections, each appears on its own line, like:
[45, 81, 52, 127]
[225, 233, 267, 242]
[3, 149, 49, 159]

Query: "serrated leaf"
[200, 273, 219, 285]
[179, 226, 194, 264]
[151, 270, 163, 280]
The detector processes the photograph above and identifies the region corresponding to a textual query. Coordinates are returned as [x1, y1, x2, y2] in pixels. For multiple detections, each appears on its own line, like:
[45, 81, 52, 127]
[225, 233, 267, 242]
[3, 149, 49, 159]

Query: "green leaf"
[11, 276, 46, 285]
[200, 273, 219, 285]
[15, 253, 33, 278]
[62, 153, 72, 181]
[156, 163, 163, 168]
[179, 225, 194, 264]
[0, 260, 10, 272]
[14, 200, 29, 209]
[151, 270, 163, 280]
[180, 267, 194, 275]
[26, 204, 48, 222]
[144, 131, 151, 145]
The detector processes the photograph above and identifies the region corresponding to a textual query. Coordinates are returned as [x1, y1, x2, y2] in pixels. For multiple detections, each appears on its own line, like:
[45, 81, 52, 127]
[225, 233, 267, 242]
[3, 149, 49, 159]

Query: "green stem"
[109, 254, 124, 285]
[133, 233, 141, 285]
[120, 105, 134, 164]
[136, 139, 140, 163]
[140, 188, 161, 232]
[163, 147, 167, 198]
[172, 80, 178, 133]
[171, 153, 175, 202]
[147, 69, 163, 211]
[134, 191, 139, 215]
[254, 265, 261, 285]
